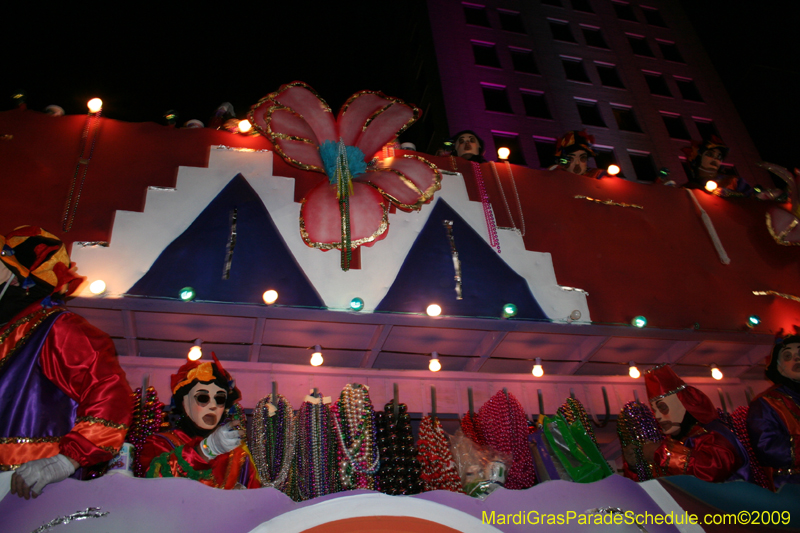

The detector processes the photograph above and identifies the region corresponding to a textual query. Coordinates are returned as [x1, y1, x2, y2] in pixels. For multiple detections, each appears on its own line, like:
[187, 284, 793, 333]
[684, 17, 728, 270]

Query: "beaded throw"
[295, 393, 339, 500]
[250, 394, 296, 492]
[416, 415, 464, 493]
[478, 390, 537, 489]
[128, 387, 166, 478]
[332, 384, 380, 490]
[617, 400, 663, 481]
[376, 400, 423, 495]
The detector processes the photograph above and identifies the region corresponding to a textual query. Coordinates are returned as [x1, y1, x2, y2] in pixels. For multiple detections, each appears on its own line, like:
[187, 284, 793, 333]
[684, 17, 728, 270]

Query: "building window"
[611, 105, 642, 132]
[510, 47, 539, 74]
[596, 63, 625, 88]
[482, 84, 513, 113]
[549, 19, 576, 42]
[582, 26, 609, 48]
[576, 99, 606, 127]
[521, 90, 552, 119]
[534, 136, 558, 168]
[644, 71, 672, 97]
[627, 34, 654, 57]
[463, 3, 491, 27]
[694, 118, 718, 139]
[676, 77, 703, 102]
[570, 0, 594, 13]
[594, 146, 618, 172]
[472, 41, 501, 68]
[492, 132, 526, 165]
[562, 57, 591, 83]
[613, 1, 637, 22]
[641, 6, 667, 27]
[498, 9, 526, 33]
[629, 151, 657, 181]
[657, 40, 684, 63]
[661, 113, 690, 140]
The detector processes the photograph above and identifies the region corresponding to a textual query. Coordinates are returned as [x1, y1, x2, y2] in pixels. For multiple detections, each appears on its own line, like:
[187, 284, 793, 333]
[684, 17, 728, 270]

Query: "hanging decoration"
[489, 161, 526, 236]
[558, 397, 598, 445]
[376, 400, 423, 495]
[295, 391, 339, 500]
[127, 386, 166, 478]
[460, 411, 484, 446]
[574, 195, 643, 210]
[478, 390, 537, 489]
[442, 220, 463, 300]
[617, 400, 663, 482]
[753, 289, 800, 304]
[471, 161, 501, 252]
[62, 103, 103, 232]
[416, 415, 464, 493]
[332, 383, 380, 489]
[249, 82, 442, 270]
[250, 394, 296, 493]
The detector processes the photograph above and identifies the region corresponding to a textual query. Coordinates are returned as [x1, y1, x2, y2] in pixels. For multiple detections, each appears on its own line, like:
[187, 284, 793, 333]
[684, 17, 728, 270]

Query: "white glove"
[200, 422, 243, 459]
[11, 454, 76, 498]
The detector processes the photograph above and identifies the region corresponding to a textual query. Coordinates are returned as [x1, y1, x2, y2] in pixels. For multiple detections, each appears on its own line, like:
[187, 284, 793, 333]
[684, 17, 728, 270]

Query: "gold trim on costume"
[0, 436, 60, 444]
[75, 416, 129, 431]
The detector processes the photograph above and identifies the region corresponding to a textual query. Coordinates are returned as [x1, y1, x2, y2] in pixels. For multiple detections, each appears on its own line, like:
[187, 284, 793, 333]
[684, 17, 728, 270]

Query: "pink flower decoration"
[249, 82, 441, 267]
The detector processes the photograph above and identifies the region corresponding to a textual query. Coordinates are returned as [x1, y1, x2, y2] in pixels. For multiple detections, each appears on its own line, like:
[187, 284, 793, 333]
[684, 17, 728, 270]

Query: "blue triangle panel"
[128, 174, 323, 307]
[375, 199, 547, 319]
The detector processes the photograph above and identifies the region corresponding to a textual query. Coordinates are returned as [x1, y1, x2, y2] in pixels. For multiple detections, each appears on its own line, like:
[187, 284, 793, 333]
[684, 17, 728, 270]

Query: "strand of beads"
[471, 161, 500, 252]
[376, 400, 423, 495]
[558, 397, 598, 445]
[127, 386, 165, 478]
[731, 406, 771, 490]
[617, 400, 663, 481]
[295, 392, 338, 500]
[250, 394, 296, 492]
[416, 415, 464, 493]
[460, 411, 484, 446]
[478, 390, 536, 489]
[332, 384, 379, 490]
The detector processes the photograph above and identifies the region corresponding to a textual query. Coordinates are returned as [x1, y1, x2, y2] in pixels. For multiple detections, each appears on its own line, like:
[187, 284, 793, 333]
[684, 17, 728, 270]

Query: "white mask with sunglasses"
[182, 382, 227, 430]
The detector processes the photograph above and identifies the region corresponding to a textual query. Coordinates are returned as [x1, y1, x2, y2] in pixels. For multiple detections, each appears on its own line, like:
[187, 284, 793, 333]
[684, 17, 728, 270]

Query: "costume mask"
[777, 342, 800, 382]
[562, 150, 589, 175]
[650, 394, 686, 436]
[182, 382, 227, 430]
[455, 133, 480, 158]
[699, 149, 723, 173]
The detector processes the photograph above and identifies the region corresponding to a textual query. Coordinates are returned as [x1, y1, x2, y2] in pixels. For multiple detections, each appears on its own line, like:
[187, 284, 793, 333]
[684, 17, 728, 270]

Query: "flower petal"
[300, 181, 389, 249]
[268, 81, 338, 143]
[362, 155, 442, 211]
[337, 91, 420, 158]
[261, 106, 325, 172]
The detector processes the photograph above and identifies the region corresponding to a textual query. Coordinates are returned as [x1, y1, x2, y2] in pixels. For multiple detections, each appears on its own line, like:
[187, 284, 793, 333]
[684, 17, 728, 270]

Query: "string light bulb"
[89, 280, 106, 295]
[629, 361, 640, 379]
[310, 345, 324, 367]
[262, 289, 278, 305]
[747, 315, 760, 328]
[632, 315, 647, 328]
[532, 357, 544, 377]
[705, 180, 718, 192]
[179, 287, 196, 301]
[711, 364, 723, 380]
[188, 339, 203, 361]
[350, 297, 365, 311]
[502, 303, 517, 318]
[607, 164, 620, 176]
[87, 98, 103, 113]
[429, 352, 441, 372]
[497, 147, 510, 160]
[238, 119, 252, 133]
[426, 304, 442, 317]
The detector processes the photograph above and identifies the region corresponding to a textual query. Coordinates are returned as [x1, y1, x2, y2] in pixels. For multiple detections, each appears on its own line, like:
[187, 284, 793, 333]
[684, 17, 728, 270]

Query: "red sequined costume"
[0, 227, 132, 471]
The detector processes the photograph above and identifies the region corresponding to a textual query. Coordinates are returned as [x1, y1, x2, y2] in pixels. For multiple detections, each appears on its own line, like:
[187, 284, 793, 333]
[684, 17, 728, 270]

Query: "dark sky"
[4, 2, 797, 168]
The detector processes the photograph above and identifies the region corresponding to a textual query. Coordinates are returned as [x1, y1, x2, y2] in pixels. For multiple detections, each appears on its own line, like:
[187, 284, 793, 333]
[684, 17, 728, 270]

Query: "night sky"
[4, 2, 797, 168]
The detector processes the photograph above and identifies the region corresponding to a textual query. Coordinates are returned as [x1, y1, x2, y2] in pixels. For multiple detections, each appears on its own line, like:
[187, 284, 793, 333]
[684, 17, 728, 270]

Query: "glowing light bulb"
[262, 290, 278, 305]
[89, 280, 106, 295]
[607, 164, 620, 176]
[179, 287, 196, 301]
[502, 303, 517, 318]
[429, 352, 441, 372]
[532, 357, 544, 377]
[87, 98, 103, 113]
[632, 315, 647, 328]
[629, 362, 640, 379]
[310, 345, 323, 366]
[188, 343, 202, 361]
[497, 147, 511, 160]
[711, 365, 723, 380]
[747, 315, 760, 327]
[350, 297, 364, 311]
[705, 180, 718, 192]
[426, 304, 442, 317]
[238, 119, 252, 133]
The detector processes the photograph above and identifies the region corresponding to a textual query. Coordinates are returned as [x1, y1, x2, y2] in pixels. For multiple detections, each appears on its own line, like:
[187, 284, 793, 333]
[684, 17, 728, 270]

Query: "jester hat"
[555, 130, 596, 157]
[171, 352, 241, 408]
[0, 226, 84, 297]
[645, 363, 718, 424]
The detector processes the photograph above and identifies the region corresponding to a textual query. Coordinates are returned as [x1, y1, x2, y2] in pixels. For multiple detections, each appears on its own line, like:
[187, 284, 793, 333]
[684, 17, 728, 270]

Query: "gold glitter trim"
[339, 90, 421, 140]
[766, 212, 800, 246]
[366, 155, 442, 210]
[0, 307, 63, 372]
[648, 384, 686, 402]
[299, 198, 390, 251]
[0, 436, 60, 444]
[76, 416, 129, 431]
[262, 105, 325, 174]
[574, 195, 643, 209]
[753, 290, 800, 304]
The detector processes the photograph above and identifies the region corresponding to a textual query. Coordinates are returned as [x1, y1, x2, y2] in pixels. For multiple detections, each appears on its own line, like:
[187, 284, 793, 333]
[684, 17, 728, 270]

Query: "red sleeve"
[654, 432, 739, 483]
[38, 312, 133, 467]
[141, 433, 209, 474]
